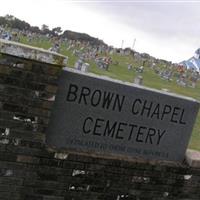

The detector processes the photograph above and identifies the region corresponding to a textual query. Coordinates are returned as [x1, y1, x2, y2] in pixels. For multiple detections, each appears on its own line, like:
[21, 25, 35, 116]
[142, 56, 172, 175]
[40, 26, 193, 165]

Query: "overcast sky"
[0, 0, 200, 63]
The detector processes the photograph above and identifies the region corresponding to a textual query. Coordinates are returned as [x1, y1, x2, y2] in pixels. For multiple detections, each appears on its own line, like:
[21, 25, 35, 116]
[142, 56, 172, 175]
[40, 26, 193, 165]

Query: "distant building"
[180, 48, 200, 72]
[195, 48, 200, 59]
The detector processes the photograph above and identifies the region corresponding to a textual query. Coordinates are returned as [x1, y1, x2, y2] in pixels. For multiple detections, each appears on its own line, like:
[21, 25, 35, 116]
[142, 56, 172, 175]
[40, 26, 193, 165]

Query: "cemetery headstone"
[160, 70, 173, 81]
[74, 59, 83, 70]
[136, 66, 144, 73]
[81, 63, 90, 73]
[128, 64, 132, 70]
[134, 75, 143, 85]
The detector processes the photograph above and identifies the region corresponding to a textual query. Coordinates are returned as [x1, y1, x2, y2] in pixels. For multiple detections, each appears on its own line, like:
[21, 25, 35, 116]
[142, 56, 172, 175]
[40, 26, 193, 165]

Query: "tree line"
[0, 14, 105, 45]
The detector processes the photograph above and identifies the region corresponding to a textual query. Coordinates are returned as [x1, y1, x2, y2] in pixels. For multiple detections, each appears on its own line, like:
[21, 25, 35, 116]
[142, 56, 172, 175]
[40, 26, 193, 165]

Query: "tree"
[0, 15, 30, 30]
[52, 27, 62, 36]
[41, 24, 50, 35]
[4, 14, 15, 21]
[0, 16, 7, 27]
[41, 24, 49, 31]
[30, 26, 41, 33]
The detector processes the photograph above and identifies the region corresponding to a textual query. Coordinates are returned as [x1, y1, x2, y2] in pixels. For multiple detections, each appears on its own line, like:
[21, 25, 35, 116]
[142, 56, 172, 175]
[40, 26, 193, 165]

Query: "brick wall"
[0, 40, 199, 200]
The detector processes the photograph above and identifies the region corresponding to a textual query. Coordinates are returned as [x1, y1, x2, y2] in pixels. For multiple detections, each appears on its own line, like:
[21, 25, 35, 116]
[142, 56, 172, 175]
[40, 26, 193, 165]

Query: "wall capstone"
[0, 39, 68, 66]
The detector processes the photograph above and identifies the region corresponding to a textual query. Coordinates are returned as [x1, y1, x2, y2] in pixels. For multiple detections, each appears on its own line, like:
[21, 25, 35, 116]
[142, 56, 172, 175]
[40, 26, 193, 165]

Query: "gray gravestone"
[134, 76, 143, 85]
[47, 68, 199, 162]
[74, 59, 83, 70]
[81, 63, 90, 73]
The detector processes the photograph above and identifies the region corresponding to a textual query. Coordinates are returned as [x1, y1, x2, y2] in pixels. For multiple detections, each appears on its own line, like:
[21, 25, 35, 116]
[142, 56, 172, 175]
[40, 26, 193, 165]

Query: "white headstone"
[81, 63, 90, 73]
[134, 76, 143, 85]
[74, 59, 83, 70]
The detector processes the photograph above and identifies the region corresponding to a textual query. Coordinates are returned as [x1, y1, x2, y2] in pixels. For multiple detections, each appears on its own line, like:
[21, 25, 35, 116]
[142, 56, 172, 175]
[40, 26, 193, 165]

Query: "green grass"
[20, 37, 200, 151]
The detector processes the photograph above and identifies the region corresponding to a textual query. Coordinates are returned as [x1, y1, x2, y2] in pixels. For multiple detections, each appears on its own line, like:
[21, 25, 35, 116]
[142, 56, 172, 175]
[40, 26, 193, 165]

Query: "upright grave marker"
[47, 68, 199, 162]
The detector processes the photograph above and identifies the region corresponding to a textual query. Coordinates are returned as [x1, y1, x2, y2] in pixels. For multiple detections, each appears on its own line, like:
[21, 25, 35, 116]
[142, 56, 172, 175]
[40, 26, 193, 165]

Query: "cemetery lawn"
[20, 38, 200, 151]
